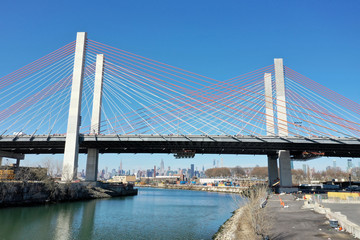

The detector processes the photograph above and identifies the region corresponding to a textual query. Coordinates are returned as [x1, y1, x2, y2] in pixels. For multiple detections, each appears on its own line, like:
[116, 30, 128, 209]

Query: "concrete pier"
[279, 150, 292, 187]
[267, 154, 278, 186]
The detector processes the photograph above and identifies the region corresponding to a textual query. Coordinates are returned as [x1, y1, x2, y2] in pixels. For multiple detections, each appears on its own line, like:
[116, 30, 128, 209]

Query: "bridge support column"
[274, 58, 293, 188]
[0, 157, 2, 166]
[279, 150, 292, 187]
[62, 32, 87, 182]
[267, 154, 278, 187]
[86, 54, 104, 182]
[264, 73, 275, 135]
[16, 158, 20, 168]
[274, 58, 288, 136]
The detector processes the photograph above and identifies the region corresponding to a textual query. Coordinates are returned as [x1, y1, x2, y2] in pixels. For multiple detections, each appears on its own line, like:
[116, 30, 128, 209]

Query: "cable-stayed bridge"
[1, 33, 360, 187]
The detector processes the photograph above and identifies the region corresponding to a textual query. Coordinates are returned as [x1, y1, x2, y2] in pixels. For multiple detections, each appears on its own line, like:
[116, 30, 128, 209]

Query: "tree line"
[205, 166, 360, 182]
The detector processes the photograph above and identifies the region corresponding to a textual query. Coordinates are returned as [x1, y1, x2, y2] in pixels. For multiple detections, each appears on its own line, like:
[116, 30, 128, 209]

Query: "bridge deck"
[1, 135, 359, 158]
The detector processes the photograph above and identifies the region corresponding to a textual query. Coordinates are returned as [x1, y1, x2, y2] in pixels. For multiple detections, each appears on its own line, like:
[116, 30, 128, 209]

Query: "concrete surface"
[267, 194, 355, 239]
[322, 202, 360, 226]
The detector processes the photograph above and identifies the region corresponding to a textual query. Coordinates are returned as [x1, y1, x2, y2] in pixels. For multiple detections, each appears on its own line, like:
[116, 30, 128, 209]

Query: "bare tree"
[232, 166, 246, 177]
[236, 185, 271, 240]
[250, 167, 268, 179]
[205, 167, 231, 178]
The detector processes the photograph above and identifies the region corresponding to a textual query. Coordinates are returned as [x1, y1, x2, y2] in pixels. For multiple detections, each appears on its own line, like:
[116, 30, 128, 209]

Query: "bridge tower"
[61, 32, 87, 181]
[264, 72, 279, 186]
[274, 58, 292, 188]
[85, 54, 104, 182]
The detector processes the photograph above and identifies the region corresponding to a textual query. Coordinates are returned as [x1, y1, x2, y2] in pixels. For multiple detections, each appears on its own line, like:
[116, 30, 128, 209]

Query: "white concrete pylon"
[62, 32, 87, 182]
[264, 73, 275, 136]
[274, 58, 288, 137]
[86, 54, 104, 182]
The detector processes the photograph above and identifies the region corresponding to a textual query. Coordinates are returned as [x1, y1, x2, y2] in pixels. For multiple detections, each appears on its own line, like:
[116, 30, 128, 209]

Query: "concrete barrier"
[328, 192, 360, 200]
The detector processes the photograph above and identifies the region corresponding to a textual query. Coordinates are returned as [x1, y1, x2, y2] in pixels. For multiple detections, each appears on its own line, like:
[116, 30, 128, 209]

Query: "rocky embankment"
[0, 181, 138, 207]
[213, 207, 245, 240]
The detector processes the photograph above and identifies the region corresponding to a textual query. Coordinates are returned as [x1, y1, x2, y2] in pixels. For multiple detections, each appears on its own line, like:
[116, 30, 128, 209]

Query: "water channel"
[0, 187, 241, 240]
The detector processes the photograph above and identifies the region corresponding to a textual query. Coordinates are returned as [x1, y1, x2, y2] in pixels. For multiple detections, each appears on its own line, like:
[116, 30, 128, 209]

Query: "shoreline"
[0, 181, 138, 208]
[213, 207, 244, 240]
[137, 184, 247, 194]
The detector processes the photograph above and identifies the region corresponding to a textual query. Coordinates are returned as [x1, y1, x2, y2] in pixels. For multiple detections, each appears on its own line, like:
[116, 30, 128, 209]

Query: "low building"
[108, 175, 136, 184]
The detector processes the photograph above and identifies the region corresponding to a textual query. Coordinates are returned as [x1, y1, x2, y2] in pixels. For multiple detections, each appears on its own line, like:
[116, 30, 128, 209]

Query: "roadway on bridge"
[1, 135, 360, 158]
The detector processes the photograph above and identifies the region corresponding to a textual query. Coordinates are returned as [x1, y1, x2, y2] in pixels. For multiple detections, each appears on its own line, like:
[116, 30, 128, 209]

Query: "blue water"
[0, 188, 241, 240]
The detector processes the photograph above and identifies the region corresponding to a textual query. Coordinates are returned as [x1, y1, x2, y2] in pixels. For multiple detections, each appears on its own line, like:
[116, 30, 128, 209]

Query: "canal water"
[0, 188, 241, 240]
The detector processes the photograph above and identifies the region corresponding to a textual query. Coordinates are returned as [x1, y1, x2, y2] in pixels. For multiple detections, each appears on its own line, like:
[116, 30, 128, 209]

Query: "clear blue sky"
[1, 0, 359, 172]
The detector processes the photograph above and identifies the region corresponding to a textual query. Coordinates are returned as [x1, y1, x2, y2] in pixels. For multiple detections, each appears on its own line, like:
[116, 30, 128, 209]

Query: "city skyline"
[15, 153, 360, 174]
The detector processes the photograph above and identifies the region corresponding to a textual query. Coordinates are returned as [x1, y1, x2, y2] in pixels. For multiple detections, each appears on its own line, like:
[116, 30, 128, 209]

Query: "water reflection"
[78, 200, 96, 239]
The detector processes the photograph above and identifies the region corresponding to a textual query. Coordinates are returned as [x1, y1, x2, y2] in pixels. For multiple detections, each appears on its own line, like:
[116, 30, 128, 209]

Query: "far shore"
[137, 184, 248, 194]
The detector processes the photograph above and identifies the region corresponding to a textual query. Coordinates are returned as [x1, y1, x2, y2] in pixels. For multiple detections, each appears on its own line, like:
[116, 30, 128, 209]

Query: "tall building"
[347, 159, 353, 172]
[160, 159, 164, 176]
[333, 159, 337, 169]
[302, 164, 307, 175]
[119, 159, 123, 175]
[290, 160, 294, 170]
[190, 164, 194, 178]
[213, 159, 215, 168]
[154, 165, 156, 178]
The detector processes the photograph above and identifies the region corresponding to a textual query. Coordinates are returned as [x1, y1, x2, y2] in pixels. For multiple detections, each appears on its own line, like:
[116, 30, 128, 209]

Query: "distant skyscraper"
[347, 159, 353, 172]
[221, 158, 223, 168]
[190, 164, 194, 178]
[290, 160, 294, 170]
[120, 160, 123, 175]
[213, 159, 215, 168]
[160, 159, 165, 175]
[333, 159, 336, 169]
[154, 165, 156, 178]
[302, 164, 307, 175]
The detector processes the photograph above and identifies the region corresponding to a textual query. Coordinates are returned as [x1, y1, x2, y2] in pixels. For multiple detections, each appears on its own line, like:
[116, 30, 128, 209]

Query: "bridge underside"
[1, 135, 360, 159]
